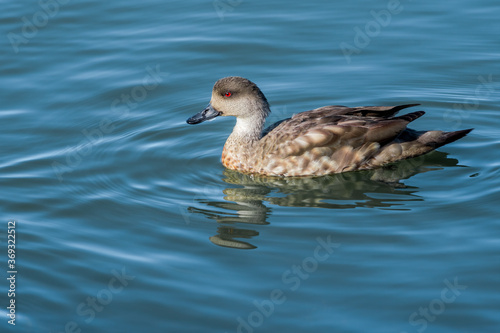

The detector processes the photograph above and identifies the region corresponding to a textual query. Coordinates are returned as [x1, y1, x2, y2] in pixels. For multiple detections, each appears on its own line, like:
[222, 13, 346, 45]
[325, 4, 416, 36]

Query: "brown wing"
[261, 105, 423, 155]
[287, 103, 419, 120]
[258, 105, 425, 174]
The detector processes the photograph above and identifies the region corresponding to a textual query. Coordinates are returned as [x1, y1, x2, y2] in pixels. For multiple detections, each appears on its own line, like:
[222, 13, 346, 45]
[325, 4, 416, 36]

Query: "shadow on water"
[187, 151, 465, 250]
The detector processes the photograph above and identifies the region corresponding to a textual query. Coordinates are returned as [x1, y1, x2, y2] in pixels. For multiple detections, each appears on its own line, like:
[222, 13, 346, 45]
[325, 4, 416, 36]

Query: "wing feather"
[260, 106, 425, 164]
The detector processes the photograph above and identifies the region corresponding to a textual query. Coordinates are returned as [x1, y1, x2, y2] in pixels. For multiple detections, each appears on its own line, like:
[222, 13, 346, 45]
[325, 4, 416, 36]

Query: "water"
[1, 0, 499, 332]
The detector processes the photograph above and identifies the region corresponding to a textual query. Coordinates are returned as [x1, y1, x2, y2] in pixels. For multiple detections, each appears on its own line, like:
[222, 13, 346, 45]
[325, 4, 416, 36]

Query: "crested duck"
[187, 76, 472, 177]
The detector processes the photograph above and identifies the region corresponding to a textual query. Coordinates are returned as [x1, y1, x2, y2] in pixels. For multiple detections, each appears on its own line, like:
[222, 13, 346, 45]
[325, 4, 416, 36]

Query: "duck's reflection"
[187, 151, 464, 249]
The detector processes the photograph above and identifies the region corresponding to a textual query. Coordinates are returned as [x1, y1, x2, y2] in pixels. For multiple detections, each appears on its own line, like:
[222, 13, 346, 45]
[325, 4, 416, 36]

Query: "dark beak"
[186, 104, 221, 125]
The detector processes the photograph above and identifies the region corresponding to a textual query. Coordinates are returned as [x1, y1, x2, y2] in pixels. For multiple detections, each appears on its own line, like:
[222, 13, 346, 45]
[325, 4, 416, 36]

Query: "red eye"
[224, 91, 232, 97]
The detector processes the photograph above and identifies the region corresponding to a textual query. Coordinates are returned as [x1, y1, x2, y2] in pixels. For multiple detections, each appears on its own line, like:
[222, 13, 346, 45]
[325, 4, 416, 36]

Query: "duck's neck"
[227, 104, 270, 148]
[222, 104, 270, 172]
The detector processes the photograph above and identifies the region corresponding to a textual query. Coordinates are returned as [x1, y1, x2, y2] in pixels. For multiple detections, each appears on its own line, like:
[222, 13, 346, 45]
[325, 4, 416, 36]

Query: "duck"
[187, 76, 472, 177]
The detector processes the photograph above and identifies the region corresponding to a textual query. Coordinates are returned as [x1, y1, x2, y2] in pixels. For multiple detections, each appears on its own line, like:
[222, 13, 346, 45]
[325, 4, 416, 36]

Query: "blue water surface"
[1, 0, 499, 332]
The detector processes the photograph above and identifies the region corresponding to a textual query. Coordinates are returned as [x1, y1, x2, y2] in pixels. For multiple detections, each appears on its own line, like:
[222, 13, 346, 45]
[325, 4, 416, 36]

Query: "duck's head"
[187, 76, 270, 125]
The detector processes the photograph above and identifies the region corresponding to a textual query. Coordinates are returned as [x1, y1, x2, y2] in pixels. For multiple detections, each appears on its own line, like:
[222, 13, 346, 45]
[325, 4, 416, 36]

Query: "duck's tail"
[431, 128, 474, 149]
[366, 128, 473, 168]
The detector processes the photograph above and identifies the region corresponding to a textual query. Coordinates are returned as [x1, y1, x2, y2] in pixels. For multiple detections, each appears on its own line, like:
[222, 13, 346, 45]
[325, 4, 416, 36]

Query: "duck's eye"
[224, 91, 232, 97]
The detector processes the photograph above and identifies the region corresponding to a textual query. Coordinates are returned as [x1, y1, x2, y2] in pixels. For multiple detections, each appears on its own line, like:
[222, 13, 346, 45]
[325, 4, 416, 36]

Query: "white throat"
[233, 116, 261, 137]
